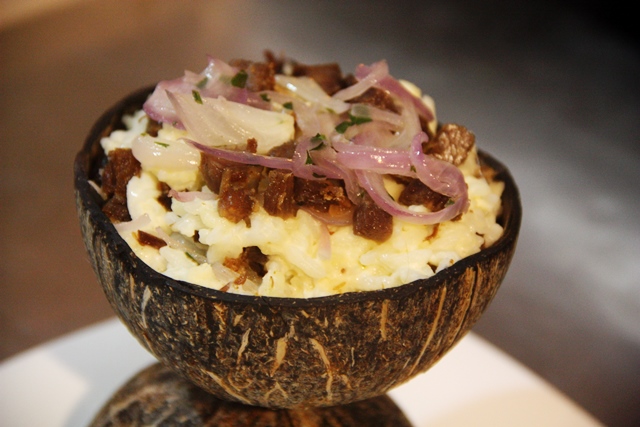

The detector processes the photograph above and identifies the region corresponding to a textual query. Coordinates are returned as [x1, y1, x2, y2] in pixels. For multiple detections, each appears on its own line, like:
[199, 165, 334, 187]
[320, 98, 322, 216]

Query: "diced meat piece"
[217, 164, 264, 224]
[352, 192, 393, 243]
[229, 59, 276, 92]
[246, 137, 258, 154]
[200, 153, 234, 194]
[398, 179, 449, 212]
[423, 123, 475, 166]
[267, 140, 297, 159]
[156, 181, 172, 211]
[342, 74, 400, 114]
[263, 169, 297, 219]
[101, 148, 141, 221]
[263, 50, 285, 74]
[294, 178, 354, 222]
[102, 148, 141, 198]
[136, 230, 167, 249]
[102, 194, 131, 222]
[223, 246, 268, 285]
[351, 87, 400, 114]
[145, 118, 162, 137]
[292, 63, 344, 95]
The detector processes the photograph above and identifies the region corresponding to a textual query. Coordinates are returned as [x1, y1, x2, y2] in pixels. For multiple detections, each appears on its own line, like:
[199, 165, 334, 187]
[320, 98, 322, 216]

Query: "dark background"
[1, 1, 638, 425]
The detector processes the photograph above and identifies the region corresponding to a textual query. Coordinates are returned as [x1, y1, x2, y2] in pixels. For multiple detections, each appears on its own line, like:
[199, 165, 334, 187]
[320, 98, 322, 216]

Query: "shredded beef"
[101, 148, 141, 221]
[263, 169, 297, 219]
[353, 192, 393, 243]
[217, 164, 264, 224]
[424, 123, 475, 166]
[223, 246, 268, 285]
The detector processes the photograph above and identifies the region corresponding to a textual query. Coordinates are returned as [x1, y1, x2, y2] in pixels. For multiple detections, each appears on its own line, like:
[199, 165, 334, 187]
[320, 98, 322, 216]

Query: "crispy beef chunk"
[157, 181, 172, 211]
[223, 246, 268, 285]
[292, 62, 344, 95]
[200, 139, 259, 195]
[263, 169, 297, 219]
[102, 194, 130, 222]
[398, 179, 450, 212]
[217, 164, 264, 224]
[229, 59, 276, 92]
[353, 192, 393, 243]
[294, 178, 354, 222]
[246, 137, 258, 154]
[145, 118, 162, 137]
[342, 74, 400, 114]
[263, 50, 284, 74]
[101, 148, 141, 221]
[200, 153, 232, 194]
[136, 230, 167, 249]
[424, 123, 475, 166]
[267, 140, 297, 158]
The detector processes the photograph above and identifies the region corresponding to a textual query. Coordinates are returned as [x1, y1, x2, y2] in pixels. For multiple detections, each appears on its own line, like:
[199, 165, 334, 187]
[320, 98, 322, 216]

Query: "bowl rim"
[74, 86, 522, 309]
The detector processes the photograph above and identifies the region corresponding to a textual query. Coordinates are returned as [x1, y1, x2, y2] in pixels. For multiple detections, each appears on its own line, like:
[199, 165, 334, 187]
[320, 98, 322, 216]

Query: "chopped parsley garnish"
[335, 114, 372, 134]
[311, 133, 326, 143]
[196, 76, 209, 89]
[192, 90, 203, 104]
[260, 93, 270, 102]
[283, 101, 294, 110]
[231, 70, 248, 88]
[155, 141, 170, 148]
[335, 121, 351, 134]
[305, 151, 315, 165]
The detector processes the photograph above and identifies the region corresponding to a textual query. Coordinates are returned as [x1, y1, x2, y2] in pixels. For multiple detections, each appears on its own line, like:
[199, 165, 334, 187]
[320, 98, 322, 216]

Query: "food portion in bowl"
[95, 52, 504, 298]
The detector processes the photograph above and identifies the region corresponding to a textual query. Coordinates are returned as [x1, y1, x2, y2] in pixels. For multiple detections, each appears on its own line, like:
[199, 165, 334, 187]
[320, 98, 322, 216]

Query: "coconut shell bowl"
[74, 87, 521, 425]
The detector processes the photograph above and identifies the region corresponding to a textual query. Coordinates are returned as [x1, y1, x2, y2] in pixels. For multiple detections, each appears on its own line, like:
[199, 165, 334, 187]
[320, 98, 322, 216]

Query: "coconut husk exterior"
[89, 362, 413, 427]
[74, 87, 521, 409]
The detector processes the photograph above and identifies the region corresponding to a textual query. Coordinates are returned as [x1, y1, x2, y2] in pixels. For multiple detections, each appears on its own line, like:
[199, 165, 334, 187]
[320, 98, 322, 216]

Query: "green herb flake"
[196, 76, 209, 89]
[410, 165, 417, 173]
[192, 90, 203, 104]
[155, 141, 170, 148]
[260, 93, 271, 102]
[185, 252, 197, 262]
[311, 133, 326, 143]
[231, 70, 248, 88]
[283, 101, 294, 110]
[335, 121, 351, 134]
[349, 114, 372, 125]
[335, 114, 372, 134]
[305, 151, 315, 165]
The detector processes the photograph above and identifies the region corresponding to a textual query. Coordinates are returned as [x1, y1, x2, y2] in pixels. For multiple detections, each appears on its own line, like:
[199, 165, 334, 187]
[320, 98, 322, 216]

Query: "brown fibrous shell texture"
[74, 87, 521, 409]
[89, 362, 414, 427]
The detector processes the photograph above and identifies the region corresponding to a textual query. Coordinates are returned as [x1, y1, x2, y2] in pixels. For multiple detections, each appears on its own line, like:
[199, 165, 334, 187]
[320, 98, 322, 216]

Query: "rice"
[100, 110, 504, 298]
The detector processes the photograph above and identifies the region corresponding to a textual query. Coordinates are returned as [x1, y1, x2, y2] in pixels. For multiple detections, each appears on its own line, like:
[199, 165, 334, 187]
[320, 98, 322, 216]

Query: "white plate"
[0, 318, 602, 427]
